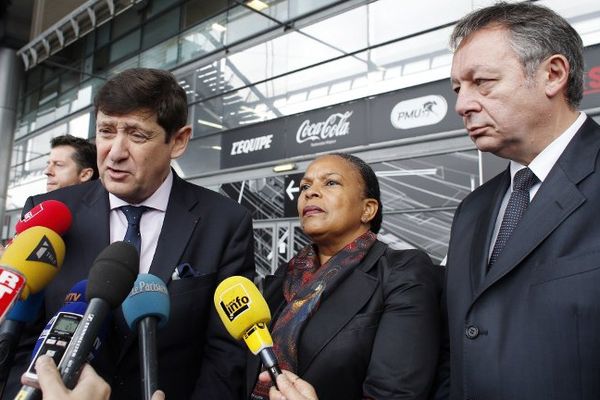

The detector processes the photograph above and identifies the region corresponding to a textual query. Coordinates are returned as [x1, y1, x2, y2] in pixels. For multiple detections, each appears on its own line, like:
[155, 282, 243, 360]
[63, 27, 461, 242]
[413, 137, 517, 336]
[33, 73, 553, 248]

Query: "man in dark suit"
[6, 68, 255, 399]
[445, 2, 600, 399]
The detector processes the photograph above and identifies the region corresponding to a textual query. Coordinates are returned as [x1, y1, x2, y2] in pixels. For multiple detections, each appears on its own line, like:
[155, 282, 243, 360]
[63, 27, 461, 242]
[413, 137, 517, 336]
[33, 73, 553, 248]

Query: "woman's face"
[297, 155, 378, 249]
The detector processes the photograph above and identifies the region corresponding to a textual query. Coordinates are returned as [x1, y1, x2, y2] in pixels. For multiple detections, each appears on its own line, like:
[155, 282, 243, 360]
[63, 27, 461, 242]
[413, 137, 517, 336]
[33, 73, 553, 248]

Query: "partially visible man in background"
[44, 134, 98, 192]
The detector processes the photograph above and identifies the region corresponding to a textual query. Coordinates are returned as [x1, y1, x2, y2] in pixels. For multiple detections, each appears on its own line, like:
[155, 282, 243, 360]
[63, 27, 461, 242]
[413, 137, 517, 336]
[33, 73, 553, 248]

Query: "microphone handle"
[259, 347, 282, 389]
[59, 298, 110, 389]
[13, 383, 41, 400]
[0, 320, 24, 384]
[138, 317, 158, 400]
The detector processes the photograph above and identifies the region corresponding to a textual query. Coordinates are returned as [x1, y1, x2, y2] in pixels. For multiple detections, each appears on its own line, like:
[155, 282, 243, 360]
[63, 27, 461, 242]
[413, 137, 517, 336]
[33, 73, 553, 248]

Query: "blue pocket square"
[171, 263, 200, 280]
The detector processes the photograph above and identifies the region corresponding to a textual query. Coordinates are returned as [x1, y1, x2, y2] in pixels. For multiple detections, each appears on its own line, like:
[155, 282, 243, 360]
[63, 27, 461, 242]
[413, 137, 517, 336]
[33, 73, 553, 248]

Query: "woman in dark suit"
[248, 153, 443, 400]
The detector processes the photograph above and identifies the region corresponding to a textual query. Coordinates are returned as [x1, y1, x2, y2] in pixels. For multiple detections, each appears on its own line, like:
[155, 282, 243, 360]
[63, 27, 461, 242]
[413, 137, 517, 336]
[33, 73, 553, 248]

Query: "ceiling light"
[246, 0, 269, 11]
[197, 119, 224, 130]
[211, 22, 227, 33]
[273, 163, 296, 173]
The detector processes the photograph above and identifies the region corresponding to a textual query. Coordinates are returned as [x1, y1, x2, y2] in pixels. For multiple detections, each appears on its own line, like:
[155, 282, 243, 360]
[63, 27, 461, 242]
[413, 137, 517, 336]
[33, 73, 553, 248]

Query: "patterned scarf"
[251, 231, 377, 399]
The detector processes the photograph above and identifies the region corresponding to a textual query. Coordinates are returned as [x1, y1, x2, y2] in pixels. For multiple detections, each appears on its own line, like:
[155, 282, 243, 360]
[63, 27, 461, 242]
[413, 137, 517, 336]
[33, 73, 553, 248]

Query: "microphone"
[0, 227, 65, 323]
[16, 280, 109, 400]
[213, 276, 281, 386]
[122, 274, 169, 400]
[58, 241, 138, 389]
[0, 292, 44, 396]
[15, 201, 72, 236]
[30, 280, 88, 359]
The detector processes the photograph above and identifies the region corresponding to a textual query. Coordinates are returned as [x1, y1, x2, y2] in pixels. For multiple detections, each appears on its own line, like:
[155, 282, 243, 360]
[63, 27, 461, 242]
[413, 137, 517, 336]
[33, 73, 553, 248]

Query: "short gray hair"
[450, 1, 584, 109]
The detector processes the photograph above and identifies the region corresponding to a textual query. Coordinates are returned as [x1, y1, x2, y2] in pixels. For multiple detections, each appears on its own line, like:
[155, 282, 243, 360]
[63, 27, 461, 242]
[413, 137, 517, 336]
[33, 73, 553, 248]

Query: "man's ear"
[543, 54, 570, 99]
[79, 167, 94, 182]
[170, 125, 192, 159]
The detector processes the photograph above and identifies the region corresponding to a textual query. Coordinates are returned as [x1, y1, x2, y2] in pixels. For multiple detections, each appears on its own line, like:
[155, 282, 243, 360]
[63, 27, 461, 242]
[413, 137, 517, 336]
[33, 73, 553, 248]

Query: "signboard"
[220, 118, 286, 169]
[285, 100, 368, 158]
[283, 173, 303, 218]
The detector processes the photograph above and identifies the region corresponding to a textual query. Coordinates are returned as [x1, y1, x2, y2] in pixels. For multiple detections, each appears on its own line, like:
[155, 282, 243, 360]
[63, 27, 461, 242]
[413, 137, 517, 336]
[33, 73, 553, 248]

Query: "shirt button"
[465, 325, 480, 339]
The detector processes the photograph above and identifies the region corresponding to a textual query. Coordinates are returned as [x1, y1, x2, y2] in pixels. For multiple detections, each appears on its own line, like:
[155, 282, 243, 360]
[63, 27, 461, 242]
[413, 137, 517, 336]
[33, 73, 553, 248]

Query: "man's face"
[95, 110, 190, 204]
[44, 145, 88, 192]
[450, 26, 549, 164]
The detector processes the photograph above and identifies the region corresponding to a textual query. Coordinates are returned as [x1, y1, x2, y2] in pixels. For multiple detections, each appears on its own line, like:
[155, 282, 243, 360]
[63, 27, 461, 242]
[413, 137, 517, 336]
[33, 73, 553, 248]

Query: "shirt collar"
[109, 169, 173, 212]
[509, 112, 587, 182]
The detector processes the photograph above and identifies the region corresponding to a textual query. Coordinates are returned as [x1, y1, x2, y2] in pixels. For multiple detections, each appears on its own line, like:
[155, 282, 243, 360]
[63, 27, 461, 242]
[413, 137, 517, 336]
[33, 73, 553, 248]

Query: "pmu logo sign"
[390, 95, 447, 130]
[218, 283, 251, 322]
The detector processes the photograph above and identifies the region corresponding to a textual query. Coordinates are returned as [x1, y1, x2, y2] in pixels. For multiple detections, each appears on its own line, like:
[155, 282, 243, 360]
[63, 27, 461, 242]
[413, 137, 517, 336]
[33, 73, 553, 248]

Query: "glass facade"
[4, 0, 600, 263]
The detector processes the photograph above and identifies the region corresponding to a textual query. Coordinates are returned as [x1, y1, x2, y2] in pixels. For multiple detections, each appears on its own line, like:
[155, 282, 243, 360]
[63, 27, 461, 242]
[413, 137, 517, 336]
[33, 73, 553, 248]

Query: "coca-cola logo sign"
[390, 95, 447, 130]
[296, 111, 353, 146]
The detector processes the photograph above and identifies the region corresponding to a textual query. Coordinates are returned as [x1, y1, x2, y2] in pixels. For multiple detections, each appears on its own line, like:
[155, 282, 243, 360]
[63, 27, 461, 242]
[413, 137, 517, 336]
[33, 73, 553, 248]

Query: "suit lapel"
[148, 174, 201, 284]
[469, 170, 509, 293]
[81, 180, 111, 251]
[474, 117, 599, 299]
[297, 242, 385, 375]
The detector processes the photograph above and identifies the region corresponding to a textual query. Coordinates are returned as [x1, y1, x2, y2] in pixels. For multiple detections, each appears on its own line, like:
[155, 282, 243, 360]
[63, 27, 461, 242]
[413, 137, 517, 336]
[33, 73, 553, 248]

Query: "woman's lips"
[303, 205, 324, 216]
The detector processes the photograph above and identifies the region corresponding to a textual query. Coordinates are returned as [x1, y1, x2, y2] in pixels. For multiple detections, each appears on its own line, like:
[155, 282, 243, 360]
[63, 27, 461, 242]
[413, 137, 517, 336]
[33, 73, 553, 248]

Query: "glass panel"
[220, 177, 285, 220]
[182, 0, 228, 29]
[277, 226, 290, 268]
[174, 134, 222, 177]
[373, 151, 479, 212]
[225, 5, 276, 45]
[379, 210, 454, 264]
[96, 23, 111, 48]
[112, 7, 142, 38]
[178, 16, 226, 64]
[289, 0, 341, 19]
[253, 226, 274, 277]
[142, 8, 181, 49]
[146, 0, 175, 19]
[110, 30, 141, 63]
[39, 78, 59, 106]
[293, 225, 311, 254]
[140, 36, 179, 69]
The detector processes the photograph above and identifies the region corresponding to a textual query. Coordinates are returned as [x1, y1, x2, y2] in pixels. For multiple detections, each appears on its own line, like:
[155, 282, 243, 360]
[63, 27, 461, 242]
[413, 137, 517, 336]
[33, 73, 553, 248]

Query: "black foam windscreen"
[86, 241, 139, 308]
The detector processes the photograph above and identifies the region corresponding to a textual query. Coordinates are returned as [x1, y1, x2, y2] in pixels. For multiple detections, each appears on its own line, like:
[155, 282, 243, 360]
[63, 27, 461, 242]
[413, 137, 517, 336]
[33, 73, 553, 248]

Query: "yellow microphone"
[0, 226, 65, 323]
[214, 276, 282, 386]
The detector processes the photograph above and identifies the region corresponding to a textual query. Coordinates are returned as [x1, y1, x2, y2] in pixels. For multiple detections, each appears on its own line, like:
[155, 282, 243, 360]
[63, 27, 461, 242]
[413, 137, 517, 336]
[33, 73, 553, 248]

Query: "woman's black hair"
[329, 152, 383, 234]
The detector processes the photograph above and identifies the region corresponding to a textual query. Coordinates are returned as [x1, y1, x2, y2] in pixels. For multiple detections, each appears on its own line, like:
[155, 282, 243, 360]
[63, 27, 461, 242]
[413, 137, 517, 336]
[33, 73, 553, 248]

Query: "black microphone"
[58, 241, 138, 389]
[122, 274, 170, 400]
[0, 293, 43, 396]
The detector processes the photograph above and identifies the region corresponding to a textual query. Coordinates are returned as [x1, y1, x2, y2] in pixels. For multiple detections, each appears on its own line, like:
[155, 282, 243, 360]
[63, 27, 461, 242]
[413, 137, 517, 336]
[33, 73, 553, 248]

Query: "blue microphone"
[122, 274, 170, 400]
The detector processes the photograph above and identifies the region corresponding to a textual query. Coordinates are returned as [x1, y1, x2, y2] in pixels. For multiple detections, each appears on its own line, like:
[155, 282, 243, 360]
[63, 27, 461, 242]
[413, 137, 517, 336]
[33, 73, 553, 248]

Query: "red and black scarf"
[252, 231, 377, 399]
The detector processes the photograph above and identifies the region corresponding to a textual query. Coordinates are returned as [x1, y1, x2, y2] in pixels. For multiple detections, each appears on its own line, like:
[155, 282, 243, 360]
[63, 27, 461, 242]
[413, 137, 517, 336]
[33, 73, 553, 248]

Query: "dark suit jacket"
[445, 117, 600, 400]
[5, 172, 255, 400]
[247, 241, 444, 400]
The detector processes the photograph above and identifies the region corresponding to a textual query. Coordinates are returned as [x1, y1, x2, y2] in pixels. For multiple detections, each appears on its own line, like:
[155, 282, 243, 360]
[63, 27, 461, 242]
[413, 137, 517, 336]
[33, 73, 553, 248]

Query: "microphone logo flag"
[26, 235, 59, 267]
[218, 283, 251, 322]
[0, 267, 26, 322]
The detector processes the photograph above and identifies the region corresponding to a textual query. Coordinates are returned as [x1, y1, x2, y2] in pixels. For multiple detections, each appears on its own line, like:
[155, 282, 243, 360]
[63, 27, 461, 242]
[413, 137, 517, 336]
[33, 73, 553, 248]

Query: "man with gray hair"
[445, 2, 600, 399]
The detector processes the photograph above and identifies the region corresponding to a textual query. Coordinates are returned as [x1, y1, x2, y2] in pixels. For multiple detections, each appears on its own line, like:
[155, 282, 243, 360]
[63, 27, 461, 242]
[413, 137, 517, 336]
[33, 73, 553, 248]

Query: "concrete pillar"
[0, 47, 23, 235]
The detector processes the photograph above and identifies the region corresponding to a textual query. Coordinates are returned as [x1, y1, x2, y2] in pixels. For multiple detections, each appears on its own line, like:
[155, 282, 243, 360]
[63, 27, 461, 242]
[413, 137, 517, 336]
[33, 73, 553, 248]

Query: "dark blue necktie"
[120, 205, 149, 254]
[488, 167, 539, 268]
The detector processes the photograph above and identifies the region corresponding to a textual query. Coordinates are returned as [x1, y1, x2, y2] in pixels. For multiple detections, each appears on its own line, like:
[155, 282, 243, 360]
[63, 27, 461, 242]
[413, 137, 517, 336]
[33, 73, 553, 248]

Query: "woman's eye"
[299, 184, 310, 191]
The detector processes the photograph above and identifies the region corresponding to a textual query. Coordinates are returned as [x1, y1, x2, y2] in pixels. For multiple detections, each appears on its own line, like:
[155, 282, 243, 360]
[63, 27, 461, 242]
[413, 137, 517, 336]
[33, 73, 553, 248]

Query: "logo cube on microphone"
[0, 266, 26, 323]
[218, 283, 251, 322]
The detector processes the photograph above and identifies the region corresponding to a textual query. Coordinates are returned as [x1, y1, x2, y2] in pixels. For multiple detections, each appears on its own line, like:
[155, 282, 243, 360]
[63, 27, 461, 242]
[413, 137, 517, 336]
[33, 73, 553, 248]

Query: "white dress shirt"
[488, 112, 587, 261]
[109, 170, 173, 273]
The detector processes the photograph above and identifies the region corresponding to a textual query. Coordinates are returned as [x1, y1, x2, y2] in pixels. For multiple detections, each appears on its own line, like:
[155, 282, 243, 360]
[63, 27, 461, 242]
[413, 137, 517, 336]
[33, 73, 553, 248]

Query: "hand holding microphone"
[259, 370, 318, 400]
[122, 274, 170, 400]
[213, 276, 281, 387]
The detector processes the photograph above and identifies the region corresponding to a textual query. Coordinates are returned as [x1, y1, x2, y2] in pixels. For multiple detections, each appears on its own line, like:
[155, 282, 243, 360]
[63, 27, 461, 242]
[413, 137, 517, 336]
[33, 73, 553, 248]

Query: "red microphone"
[15, 200, 72, 236]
